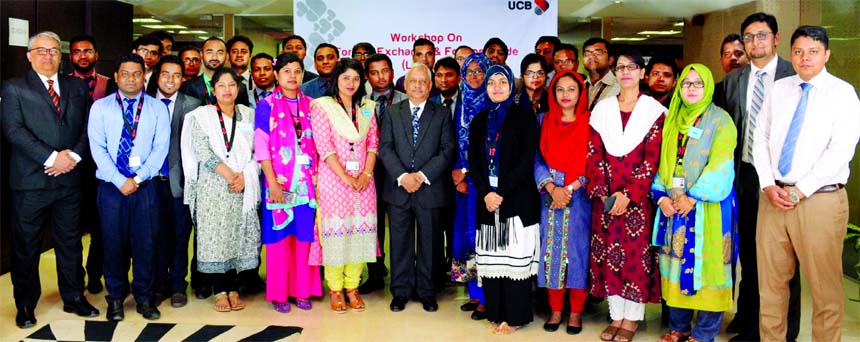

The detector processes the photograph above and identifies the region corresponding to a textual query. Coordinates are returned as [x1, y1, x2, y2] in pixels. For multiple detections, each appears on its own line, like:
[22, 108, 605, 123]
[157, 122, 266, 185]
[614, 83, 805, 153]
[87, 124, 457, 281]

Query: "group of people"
[3, 11, 858, 342]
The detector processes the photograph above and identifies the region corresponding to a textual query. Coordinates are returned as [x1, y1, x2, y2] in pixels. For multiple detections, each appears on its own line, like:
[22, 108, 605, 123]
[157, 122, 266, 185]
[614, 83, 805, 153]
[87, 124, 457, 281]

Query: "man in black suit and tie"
[714, 12, 801, 342]
[379, 63, 457, 312]
[1, 31, 99, 328]
[150, 55, 199, 308]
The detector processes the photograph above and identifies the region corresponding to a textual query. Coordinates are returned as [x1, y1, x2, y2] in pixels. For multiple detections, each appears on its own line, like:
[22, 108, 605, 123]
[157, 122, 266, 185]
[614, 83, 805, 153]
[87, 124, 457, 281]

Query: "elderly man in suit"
[1, 31, 99, 328]
[149, 55, 200, 308]
[379, 63, 457, 312]
[714, 12, 801, 342]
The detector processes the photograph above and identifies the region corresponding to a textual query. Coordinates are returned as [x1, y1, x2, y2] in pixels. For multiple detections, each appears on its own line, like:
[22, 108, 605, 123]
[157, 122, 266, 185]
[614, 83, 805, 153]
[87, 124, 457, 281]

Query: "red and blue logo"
[507, 0, 550, 15]
[534, 0, 550, 15]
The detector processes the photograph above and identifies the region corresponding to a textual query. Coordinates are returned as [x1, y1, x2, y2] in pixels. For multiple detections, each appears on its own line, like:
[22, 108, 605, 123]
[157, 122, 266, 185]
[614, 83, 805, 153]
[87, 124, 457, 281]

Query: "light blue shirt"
[88, 91, 170, 189]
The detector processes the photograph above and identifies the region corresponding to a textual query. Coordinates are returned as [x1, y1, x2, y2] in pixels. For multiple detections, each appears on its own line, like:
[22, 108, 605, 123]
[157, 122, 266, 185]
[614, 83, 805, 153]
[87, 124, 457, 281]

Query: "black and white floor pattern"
[22, 320, 301, 341]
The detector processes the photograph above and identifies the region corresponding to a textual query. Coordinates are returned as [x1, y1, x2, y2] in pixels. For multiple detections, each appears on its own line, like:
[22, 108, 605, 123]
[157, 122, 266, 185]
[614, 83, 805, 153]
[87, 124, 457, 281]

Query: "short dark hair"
[326, 58, 366, 104]
[645, 54, 678, 77]
[519, 53, 547, 77]
[434, 56, 460, 74]
[209, 68, 243, 89]
[314, 43, 339, 57]
[583, 37, 612, 57]
[454, 45, 473, 55]
[274, 52, 303, 73]
[483, 37, 509, 56]
[156, 55, 185, 75]
[133, 34, 163, 54]
[69, 34, 98, 51]
[534, 35, 561, 50]
[178, 45, 201, 57]
[352, 42, 375, 55]
[251, 52, 274, 67]
[364, 53, 393, 73]
[720, 33, 743, 57]
[741, 12, 779, 35]
[226, 35, 254, 54]
[553, 43, 579, 60]
[114, 54, 145, 74]
[791, 25, 829, 50]
[149, 30, 174, 45]
[613, 47, 645, 69]
[203, 36, 226, 49]
[413, 38, 435, 51]
[282, 35, 307, 50]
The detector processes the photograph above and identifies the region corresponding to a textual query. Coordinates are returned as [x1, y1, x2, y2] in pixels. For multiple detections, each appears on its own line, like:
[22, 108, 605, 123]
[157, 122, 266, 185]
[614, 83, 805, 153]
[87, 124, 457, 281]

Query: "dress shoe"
[136, 301, 161, 320]
[87, 279, 103, 294]
[471, 309, 487, 320]
[460, 301, 479, 311]
[16, 307, 36, 329]
[420, 297, 438, 312]
[543, 321, 560, 332]
[194, 286, 212, 299]
[566, 324, 583, 335]
[106, 299, 124, 321]
[357, 278, 384, 294]
[390, 296, 408, 312]
[63, 296, 99, 317]
[171, 292, 188, 308]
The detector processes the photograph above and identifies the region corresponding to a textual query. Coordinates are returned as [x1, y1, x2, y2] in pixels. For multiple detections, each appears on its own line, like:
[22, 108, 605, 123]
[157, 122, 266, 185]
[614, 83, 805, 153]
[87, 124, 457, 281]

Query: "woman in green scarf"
[651, 64, 737, 342]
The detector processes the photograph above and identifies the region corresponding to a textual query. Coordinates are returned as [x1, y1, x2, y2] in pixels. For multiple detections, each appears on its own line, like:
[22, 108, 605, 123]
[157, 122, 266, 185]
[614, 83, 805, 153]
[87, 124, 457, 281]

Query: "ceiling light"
[142, 24, 187, 30]
[179, 30, 208, 34]
[637, 30, 682, 35]
[133, 18, 161, 24]
[611, 37, 647, 41]
[198, 36, 210, 40]
[674, 22, 685, 27]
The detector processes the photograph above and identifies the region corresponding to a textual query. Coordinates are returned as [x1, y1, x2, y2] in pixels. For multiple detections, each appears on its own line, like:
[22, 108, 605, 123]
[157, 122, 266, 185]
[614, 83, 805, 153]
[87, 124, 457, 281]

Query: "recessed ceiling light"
[133, 18, 161, 24]
[637, 30, 682, 35]
[674, 22, 685, 27]
[611, 37, 647, 41]
[142, 24, 187, 30]
[179, 30, 208, 34]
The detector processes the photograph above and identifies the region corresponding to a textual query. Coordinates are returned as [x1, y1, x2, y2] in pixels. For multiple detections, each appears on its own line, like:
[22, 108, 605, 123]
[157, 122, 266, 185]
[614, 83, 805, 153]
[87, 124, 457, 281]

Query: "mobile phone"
[603, 195, 616, 213]
[282, 190, 297, 204]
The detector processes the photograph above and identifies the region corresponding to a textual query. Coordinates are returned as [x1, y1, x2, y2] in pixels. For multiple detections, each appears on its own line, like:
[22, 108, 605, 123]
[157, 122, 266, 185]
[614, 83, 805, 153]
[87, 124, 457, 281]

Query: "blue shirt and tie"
[88, 91, 171, 189]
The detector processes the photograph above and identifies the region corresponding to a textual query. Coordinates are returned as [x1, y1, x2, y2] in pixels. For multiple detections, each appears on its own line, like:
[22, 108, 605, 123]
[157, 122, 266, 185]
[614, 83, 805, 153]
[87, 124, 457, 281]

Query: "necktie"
[746, 70, 766, 162]
[117, 98, 137, 177]
[159, 98, 171, 177]
[261, 90, 272, 103]
[443, 98, 454, 117]
[778, 83, 812, 176]
[47, 80, 60, 115]
[376, 95, 387, 117]
[85, 76, 95, 100]
[411, 106, 420, 145]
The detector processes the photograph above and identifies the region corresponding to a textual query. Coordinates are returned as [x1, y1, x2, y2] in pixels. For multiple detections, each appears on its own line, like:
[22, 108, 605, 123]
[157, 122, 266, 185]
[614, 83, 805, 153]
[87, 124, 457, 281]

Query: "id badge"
[672, 177, 686, 189]
[129, 155, 141, 168]
[489, 176, 499, 188]
[296, 154, 311, 165]
[345, 160, 360, 171]
[688, 126, 703, 140]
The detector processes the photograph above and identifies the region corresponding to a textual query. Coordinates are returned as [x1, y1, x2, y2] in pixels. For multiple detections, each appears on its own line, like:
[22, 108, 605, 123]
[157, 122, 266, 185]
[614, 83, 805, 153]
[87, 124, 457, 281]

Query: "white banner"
[294, 0, 557, 77]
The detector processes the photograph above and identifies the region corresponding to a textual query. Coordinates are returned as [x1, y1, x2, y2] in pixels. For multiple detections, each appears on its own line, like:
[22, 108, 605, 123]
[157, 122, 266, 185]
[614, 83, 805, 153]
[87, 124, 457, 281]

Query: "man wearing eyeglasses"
[132, 34, 163, 93]
[714, 12, 800, 342]
[582, 38, 620, 110]
[2, 31, 98, 329]
[549, 43, 584, 87]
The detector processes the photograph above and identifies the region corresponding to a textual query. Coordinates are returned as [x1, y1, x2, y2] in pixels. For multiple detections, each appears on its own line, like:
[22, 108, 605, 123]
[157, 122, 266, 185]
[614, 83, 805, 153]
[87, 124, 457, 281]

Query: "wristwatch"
[789, 187, 800, 204]
[460, 167, 468, 174]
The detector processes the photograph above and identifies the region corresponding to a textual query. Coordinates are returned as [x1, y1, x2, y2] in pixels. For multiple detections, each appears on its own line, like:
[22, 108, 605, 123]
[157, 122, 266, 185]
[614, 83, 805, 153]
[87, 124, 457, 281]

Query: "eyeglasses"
[352, 52, 372, 58]
[614, 64, 640, 72]
[554, 59, 575, 66]
[183, 57, 201, 64]
[742, 32, 772, 42]
[680, 80, 705, 89]
[30, 47, 61, 56]
[71, 49, 95, 56]
[465, 69, 484, 77]
[524, 70, 546, 78]
[136, 48, 159, 57]
[583, 49, 607, 58]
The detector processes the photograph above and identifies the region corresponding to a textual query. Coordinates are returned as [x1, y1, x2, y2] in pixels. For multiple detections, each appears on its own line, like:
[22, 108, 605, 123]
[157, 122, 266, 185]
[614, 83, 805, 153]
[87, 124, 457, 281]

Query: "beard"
[72, 62, 95, 74]
[439, 85, 458, 97]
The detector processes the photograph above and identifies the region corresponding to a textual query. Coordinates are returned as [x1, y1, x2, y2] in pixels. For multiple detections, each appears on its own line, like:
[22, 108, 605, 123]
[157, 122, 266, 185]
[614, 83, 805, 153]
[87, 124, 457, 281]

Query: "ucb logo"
[507, 0, 550, 15]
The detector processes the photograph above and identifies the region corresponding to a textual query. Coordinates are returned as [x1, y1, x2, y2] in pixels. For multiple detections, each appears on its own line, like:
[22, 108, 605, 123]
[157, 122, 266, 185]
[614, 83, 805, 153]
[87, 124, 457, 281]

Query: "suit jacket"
[379, 99, 457, 208]
[1, 70, 90, 190]
[166, 92, 200, 197]
[365, 89, 407, 119]
[183, 76, 250, 107]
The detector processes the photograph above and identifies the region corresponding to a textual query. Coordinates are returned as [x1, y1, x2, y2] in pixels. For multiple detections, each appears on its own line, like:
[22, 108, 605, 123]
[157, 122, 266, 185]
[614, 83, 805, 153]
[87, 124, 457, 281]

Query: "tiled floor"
[1, 234, 858, 341]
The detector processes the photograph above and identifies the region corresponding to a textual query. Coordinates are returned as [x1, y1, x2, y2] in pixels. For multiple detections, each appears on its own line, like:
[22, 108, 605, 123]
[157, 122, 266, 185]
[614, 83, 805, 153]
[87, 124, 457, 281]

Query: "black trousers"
[210, 269, 239, 294]
[153, 179, 193, 294]
[12, 186, 85, 310]
[387, 200, 441, 298]
[81, 161, 103, 285]
[483, 277, 533, 326]
[735, 162, 800, 339]
[366, 167, 389, 282]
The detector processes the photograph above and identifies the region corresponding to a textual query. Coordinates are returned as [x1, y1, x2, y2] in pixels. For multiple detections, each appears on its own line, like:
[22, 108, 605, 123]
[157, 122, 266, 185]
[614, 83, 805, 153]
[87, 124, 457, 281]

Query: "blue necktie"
[411, 106, 420, 170]
[160, 98, 171, 177]
[746, 70, 766, 162]
[778, 82, 812, 176]
[117, 98, 136, 177]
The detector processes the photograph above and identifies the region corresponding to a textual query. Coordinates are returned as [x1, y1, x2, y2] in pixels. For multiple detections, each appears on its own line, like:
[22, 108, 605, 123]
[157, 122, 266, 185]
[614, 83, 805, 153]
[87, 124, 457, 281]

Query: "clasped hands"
[44, 150, 78, 176]
[658, 193, 698, 217]
[400, 172, 425, 193]
[341, 171, 372, 192]
[601, 191, 632, 216]
[763, 185, 805, 210]
[484, 192, 503, 212]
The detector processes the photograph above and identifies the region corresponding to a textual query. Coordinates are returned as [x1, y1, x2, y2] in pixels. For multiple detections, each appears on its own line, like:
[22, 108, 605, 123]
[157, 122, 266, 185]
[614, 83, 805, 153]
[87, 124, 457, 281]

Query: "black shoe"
[136, 301, 161, 320]
[63, 296, 99, 317]
[566, 324, 583, 335]
[471, 309, 487, 320]
[87, 279, 103, 294]
[543, 321, 560, 332]
[357, 279, 384, 295]
[194, 287, 212, 299]
[729, 331, 761, 342]
[237, 273, 265, 295]
[420, 296, 438, 312]
[171, 292, 188, 308]
[460, 301, 479, 311]
[16, 307, 36, 329]
[106, 299, 124, 321]
[389, 296, 408, 312]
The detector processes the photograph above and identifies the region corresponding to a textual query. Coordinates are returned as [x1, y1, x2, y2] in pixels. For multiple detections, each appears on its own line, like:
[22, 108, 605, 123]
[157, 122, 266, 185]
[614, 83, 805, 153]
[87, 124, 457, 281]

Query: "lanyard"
[204, 84, 214, 105]
[588, 83, 607, 111]
[675, 116, 704, 168]
[486, 131, 501, 175]
[115, 92, 144, 139]
[282, 95, 304, 145]
[216, 104, 238, 157]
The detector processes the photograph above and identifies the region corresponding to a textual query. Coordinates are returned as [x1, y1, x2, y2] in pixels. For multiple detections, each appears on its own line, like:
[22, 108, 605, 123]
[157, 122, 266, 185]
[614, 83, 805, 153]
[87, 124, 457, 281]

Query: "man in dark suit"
[183, 37, 250, 107]
[714, 12, 801, 342]
[1, 31, 99, 328]
[150, 56, 199, 308]
[380, 63, 457, 313]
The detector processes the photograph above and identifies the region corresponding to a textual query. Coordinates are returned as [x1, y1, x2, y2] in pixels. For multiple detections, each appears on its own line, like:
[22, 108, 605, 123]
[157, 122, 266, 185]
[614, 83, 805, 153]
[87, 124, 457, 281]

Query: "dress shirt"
[753, 69, 860, 197]
[397, 99, 431, 187]
[585, 71, 620, 105]
[741, 55, 779, 163]
[88, 91, 171, 189]
[299, 76, 330, 99]
[440, 90, 460, 118]
[156, 90, 178, 120]
[38, 72, 84, 166]
[248, 84, 276, 109]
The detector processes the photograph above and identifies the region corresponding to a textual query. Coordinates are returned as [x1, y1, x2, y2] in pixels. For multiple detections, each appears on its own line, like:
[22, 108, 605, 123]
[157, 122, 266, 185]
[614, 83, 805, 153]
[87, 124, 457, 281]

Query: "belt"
[774, 181, 844, 193]
[153, 175, 169, 182]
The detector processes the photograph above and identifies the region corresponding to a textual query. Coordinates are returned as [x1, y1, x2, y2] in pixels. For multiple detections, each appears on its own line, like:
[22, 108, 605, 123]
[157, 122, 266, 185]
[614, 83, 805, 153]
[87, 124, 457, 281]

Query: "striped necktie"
[411, 106, 420, 145]
[746, 70, 766, 162]
[47, 79, 60, 115]
[778, 83, 812, 176]
[117, 98, 137, 177]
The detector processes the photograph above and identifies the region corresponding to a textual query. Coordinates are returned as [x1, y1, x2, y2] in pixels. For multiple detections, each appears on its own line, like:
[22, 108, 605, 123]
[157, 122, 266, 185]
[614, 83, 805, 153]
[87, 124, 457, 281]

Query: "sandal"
[345, 288, 365, 311]
[272, 301, 291, 313]
[492, 322, 520, 335]
[658, 330, 690, 342]
[614, 328, 637, 342]
[227, 291, 245, 311]
[329, 290, 346, 313]
[213, 293, 231, 312]
[296, 298, 313, 310]
[600, 325, 620, 341]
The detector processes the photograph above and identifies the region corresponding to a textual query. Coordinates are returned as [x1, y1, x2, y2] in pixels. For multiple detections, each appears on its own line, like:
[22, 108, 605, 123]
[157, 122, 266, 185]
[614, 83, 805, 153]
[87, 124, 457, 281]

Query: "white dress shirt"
[156, 91, 178, 120]
[38, 72, 83, 167]
[753, 68, 860, 197]
[397, 99, 431, 187]
[741, 55, 779, 163]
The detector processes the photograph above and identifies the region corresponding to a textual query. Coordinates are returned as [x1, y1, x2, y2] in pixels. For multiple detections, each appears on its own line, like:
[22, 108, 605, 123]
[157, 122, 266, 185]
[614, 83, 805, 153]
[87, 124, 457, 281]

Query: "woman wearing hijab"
[255, 52, 322, 313]
[469, 64, 540, 335]
[534, 70, 591, 335]
[181, 69, 260, 312]
[653, 64, 737, 342]
[450, 53, 491, 320]
[586, 47, 664, 342]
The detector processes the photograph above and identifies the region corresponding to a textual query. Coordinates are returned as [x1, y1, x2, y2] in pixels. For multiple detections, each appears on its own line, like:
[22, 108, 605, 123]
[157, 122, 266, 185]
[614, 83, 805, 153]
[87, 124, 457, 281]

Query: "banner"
[294, 0, 557, 77]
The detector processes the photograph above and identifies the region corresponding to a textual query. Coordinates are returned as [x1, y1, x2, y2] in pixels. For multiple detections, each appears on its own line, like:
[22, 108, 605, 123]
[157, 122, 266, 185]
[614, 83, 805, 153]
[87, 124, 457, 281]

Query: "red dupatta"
[539, 70, 591, 185]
